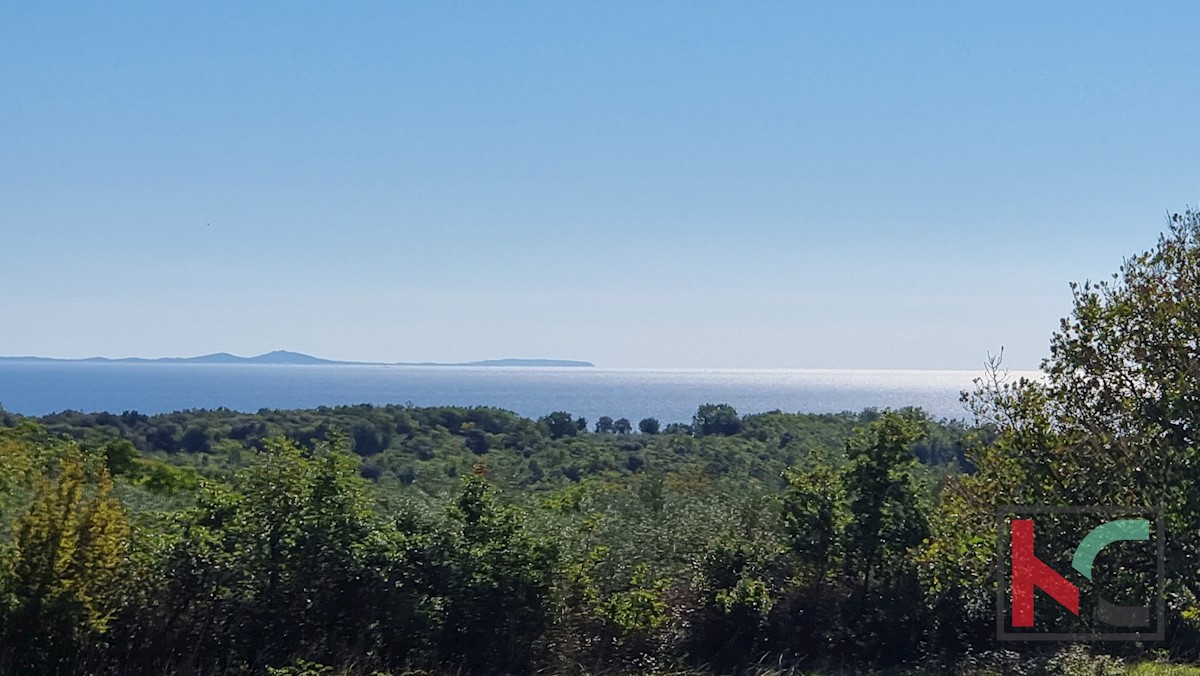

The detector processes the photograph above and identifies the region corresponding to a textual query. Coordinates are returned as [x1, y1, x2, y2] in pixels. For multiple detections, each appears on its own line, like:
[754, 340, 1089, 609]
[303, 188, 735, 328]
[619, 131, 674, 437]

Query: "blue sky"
[3, 2, 1198, 369]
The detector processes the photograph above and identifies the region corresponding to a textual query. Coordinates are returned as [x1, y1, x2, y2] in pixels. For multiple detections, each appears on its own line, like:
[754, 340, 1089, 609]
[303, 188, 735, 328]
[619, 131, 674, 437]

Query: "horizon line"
[0, 349, 1045, 373]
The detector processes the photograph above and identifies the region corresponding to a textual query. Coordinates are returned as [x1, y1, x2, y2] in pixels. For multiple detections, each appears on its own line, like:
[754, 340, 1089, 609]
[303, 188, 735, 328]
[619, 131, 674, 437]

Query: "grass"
[1128, 663, 1200, 676]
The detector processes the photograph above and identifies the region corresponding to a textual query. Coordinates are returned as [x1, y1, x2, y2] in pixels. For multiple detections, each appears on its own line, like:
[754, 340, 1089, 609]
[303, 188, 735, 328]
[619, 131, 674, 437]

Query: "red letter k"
[1011, 518, 1079, 627]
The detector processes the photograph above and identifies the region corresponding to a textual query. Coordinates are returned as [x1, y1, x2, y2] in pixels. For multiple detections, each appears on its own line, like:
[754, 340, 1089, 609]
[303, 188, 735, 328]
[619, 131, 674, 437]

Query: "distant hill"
[0, 351, 594, 368]
[0, 350, 346, 366]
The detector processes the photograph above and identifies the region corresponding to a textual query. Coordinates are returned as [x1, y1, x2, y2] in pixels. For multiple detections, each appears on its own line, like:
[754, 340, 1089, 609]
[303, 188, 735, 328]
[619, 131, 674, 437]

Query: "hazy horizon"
[6, 2, 1200, 370]
[0, 346, 1043, 373]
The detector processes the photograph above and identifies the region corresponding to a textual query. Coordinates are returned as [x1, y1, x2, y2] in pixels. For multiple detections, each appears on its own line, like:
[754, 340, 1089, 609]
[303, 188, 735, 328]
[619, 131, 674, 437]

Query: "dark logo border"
[994, 505, 1165, 642]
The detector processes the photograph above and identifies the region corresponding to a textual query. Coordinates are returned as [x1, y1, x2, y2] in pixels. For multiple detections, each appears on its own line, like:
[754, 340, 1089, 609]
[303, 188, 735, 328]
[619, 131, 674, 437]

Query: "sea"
[0, 363, 1042, 423]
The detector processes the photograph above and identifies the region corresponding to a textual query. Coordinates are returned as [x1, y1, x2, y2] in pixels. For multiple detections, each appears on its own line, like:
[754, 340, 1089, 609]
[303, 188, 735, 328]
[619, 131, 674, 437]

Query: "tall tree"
[842, 410, 928, 598]
[922, 209, 1200, 654]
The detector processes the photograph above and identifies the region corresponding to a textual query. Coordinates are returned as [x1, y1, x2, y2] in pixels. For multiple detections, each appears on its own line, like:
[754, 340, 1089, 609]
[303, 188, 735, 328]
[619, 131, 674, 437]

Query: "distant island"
[0, 350, 595, 368]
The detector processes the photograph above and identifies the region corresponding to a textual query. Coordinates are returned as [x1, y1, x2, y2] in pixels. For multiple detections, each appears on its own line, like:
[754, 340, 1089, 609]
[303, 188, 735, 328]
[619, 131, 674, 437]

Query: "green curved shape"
[1072, 519, 1149, 581]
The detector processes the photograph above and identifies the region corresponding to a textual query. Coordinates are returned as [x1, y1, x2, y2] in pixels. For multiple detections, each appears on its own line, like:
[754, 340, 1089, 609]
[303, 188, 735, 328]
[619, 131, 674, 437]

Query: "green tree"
[101, 438, 138, 476]
[782, 463, 847, 578]
[842, 410, 928, 598]
[1, 452, 131, 671]
[539, 411, 578, 439]
[638, 417, 660, 435]
[133, 439, 426, 671]
[832, 410, 930, 665]
[442, 474, 557, 673]
[921, 210, 1200, 659]
[693, 404, 742, 436]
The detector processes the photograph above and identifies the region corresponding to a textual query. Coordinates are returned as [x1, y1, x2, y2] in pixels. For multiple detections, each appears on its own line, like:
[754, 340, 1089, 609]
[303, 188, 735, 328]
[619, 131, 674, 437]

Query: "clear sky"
[3, 2, 1198, 369]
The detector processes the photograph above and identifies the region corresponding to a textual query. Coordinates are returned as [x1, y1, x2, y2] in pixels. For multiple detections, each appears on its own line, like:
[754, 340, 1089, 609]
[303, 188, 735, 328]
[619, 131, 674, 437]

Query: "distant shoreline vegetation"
[0, 400, 971, 675]
[0, 350, 595, 368]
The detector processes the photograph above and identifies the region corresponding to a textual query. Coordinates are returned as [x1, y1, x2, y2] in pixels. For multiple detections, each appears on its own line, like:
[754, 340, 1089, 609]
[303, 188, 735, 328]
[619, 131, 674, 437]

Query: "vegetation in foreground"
[4, 210, 1200, 674]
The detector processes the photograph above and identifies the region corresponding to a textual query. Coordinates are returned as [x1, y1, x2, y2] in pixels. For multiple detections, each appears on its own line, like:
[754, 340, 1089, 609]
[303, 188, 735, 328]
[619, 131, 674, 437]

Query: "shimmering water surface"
[0, 363, 1041, 422]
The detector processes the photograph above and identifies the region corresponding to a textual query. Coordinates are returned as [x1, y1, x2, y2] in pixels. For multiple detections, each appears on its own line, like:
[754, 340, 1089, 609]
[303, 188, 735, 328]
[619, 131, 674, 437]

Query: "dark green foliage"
[538, 410, 577, 439]
[595, 415, 616, 433]
[31, 402, 966, 499]
[117, 440, 407, 670]
[440, 474, 557, 672]
[1, 404, 968, 674]
[782, 463, 845, 574]
[0, 390, 1145, 673]
[102, 438, 138, 475]
[540, 410, 576, 441]
[842, 409, 929, 597]
[919, 210, 1200, 664]
[693, 403, 742, 436]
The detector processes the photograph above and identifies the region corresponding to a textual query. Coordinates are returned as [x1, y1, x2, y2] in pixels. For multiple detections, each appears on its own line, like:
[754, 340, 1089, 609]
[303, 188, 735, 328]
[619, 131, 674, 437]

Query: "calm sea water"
[0, 363, 1039, 423]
